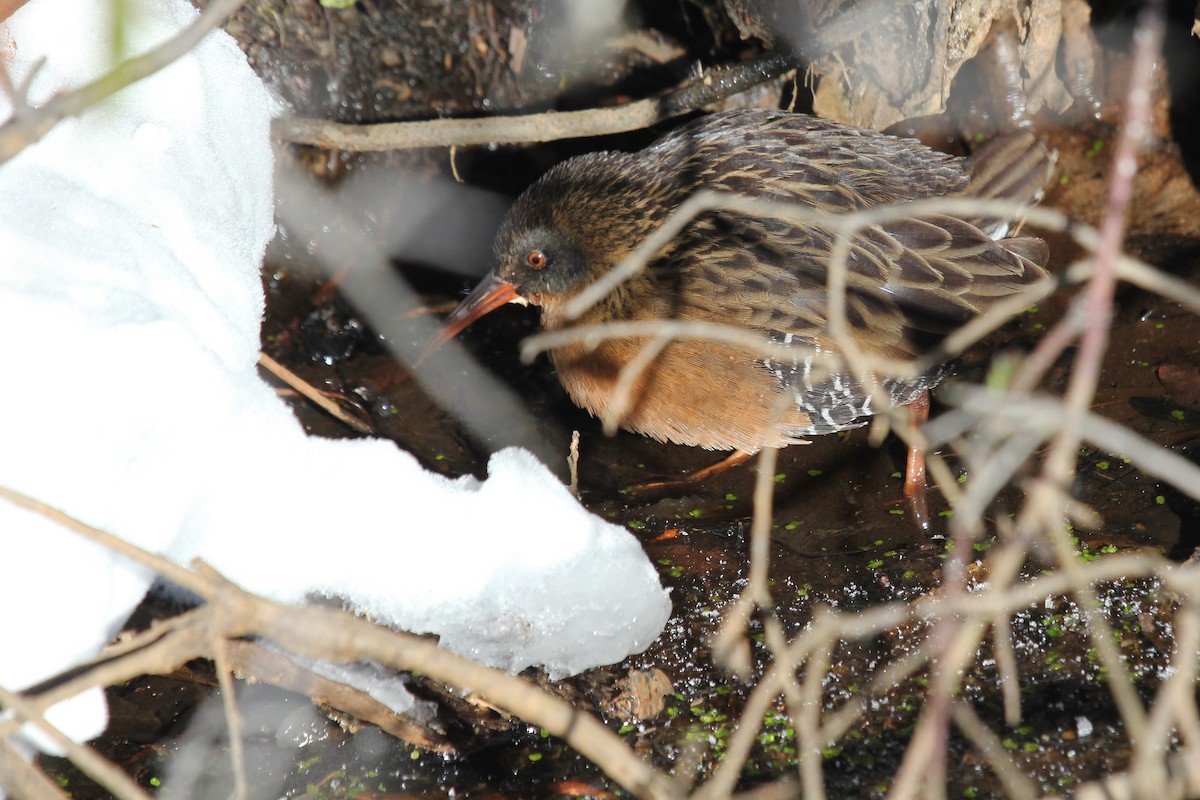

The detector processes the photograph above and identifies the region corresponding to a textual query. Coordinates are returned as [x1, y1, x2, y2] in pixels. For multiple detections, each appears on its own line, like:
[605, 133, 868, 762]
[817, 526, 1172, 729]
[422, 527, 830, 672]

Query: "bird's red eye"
[526, 250, 548, 269]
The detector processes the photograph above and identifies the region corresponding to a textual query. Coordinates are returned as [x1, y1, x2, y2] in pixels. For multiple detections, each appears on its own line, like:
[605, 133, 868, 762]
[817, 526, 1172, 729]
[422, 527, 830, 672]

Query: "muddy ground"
[42, 1, 1200, 798]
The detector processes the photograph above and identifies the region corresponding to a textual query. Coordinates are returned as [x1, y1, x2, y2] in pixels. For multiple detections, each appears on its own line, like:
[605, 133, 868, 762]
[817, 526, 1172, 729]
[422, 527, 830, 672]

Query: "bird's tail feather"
[962, 132, 1056, 242]
[965, 132, 1057, 204]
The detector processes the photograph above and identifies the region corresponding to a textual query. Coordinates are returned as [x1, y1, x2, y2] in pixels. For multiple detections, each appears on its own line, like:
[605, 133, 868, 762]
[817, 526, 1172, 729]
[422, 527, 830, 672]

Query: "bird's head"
[423, 151, 666, 357]
[489, 223, 592, 311]
[421, 222, 594, 361]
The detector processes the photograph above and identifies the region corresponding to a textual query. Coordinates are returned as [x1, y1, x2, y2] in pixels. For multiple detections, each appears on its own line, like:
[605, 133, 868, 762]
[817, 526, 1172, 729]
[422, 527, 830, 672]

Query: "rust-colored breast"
[549, 338, 814, 452]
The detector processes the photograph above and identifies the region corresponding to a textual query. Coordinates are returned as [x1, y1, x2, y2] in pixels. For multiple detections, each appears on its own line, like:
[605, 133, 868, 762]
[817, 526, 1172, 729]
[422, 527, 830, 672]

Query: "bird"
[426, 109, 1053, 509]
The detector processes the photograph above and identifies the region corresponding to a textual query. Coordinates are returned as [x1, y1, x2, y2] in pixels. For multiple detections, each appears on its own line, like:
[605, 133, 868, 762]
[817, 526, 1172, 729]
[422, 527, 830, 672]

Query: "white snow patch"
[0, 0, 670, 763]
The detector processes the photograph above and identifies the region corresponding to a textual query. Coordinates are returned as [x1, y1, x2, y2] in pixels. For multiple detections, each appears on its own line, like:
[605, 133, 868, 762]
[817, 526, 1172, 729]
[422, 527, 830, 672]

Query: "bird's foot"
[905, 483, 931, 531]
[624, 450, 753, 497]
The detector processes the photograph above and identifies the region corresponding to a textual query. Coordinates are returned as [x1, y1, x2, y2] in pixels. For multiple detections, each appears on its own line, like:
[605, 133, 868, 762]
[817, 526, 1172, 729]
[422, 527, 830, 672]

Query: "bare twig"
[0, 487, 683, 800]
[524, 318, 822, 369]
[0, 486, 210, 597]
[567, 429, 581, 498]
[0, 738, 67, 800]
[222, 639, 451, 751]
[212, 638, 249, 800]
[1075, 749, 1200, 800]
[601, 332, 674, 435]
[257, 352, 373, 434]
[1131, 605, 1200, 791]
[932, 387, 1200, 504]
[997, 20, 1169, 746]
[0, 0, 249, 164]
[0, 683, 153, 800]
[747, 445, 780, 608]
[273, 55, 794, 151]
[795, 640, 830, 800]
[950, 701, 1039, 800]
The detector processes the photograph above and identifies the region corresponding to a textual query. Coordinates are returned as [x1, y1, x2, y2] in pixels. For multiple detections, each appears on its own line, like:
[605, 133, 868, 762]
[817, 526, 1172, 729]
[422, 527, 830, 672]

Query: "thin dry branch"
[0, 738, 66, 800]
[0, 486, 682, 800]
[0, 683, 153, 800]
[996, 18, 1171, 758]
[5, 470, 1196, 799]
[933, 387, 1200, 505]
[257, 352, 373, 435]
[563, 195, 1071, 325]
[1131, 605, 1200, 791]
[211, 638, 249, 800]
[523, 318, 822, 366]
[794, 640, 831, 800]
[1075, 749, 1200, 800]
[222, 639, 452, 751]
[273, 55, 795, 151]
[950, 701, 1039, 800]
[1012, 0, 1164, 417]
[0, 0, 249, 164]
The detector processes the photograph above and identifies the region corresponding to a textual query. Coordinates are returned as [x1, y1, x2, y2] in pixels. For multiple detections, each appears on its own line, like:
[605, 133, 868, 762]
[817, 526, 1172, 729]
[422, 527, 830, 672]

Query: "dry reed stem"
[1168, 612, 1200, 787]
[991, 612, 1022, 728]
[602, 332, 674, 435]
[1024, 1, 1163, 492]
[523, 318, 824, 366]
[999, 4, 1166, 761]
[748, 445, 789, 604]
[708, 593, 755, 678]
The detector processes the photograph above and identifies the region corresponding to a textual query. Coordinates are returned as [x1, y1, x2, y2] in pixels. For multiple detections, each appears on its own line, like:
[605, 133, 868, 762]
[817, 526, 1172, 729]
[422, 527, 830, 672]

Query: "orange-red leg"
[627, 450, 753, 495]
[904, 391, 931, 529]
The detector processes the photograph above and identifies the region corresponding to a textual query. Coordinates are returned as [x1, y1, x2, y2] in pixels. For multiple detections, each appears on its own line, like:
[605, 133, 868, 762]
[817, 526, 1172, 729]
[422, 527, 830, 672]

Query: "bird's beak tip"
[415, 274, 521, 366]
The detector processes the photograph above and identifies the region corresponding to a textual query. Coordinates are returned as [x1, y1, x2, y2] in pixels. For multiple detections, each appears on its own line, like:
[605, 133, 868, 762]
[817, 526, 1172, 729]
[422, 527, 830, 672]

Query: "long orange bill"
[416, 272, 521, 365]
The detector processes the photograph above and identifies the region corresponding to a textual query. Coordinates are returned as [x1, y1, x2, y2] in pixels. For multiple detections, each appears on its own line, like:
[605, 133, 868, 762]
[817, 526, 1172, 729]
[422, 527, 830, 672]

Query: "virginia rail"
[429, 109, 1053, 504]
